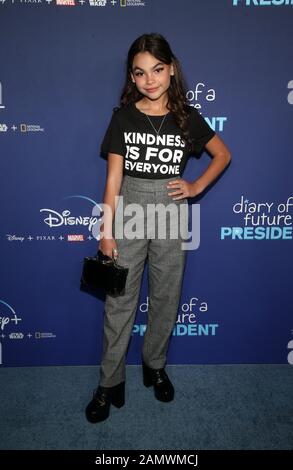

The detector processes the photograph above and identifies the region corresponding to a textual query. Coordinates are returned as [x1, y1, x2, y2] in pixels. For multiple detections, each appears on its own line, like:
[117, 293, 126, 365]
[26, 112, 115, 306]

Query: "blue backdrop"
[0, 0, 292, 367]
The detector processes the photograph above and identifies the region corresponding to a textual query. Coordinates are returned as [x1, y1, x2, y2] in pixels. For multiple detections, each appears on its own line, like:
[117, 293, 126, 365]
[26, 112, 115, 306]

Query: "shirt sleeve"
[100, 108, 126, 159]
[189, 107, 216, 155]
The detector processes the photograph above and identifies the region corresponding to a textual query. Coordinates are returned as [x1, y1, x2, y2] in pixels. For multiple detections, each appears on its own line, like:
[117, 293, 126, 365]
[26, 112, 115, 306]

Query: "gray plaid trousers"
[99, 175, 189, 387]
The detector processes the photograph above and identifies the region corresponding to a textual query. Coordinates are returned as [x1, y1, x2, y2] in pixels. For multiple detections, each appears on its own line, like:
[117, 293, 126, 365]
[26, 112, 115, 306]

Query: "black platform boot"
[142, 360, 174, 402]
[85, 381, 125, 423]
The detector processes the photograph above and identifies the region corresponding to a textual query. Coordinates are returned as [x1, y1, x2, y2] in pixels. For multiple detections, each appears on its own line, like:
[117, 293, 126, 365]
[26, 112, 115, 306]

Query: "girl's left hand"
[166, 179, 203, 200]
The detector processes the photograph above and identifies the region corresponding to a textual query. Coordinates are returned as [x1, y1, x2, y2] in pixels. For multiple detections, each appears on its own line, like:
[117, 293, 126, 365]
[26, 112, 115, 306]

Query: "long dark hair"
[119, 33, 193, 152]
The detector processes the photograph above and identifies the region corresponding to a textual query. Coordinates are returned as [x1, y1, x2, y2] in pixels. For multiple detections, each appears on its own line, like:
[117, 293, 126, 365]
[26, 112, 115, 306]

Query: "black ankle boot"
[142, 360, 174, 402]
[85, 381, 125, 423]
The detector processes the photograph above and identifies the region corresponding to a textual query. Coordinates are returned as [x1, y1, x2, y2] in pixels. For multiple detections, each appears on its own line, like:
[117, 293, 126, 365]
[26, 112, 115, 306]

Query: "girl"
[86, 33, 231, 423]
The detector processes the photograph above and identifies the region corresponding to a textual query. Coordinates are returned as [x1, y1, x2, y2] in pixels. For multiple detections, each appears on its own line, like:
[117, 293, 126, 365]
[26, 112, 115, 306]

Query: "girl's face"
[130, 51, 174, 101]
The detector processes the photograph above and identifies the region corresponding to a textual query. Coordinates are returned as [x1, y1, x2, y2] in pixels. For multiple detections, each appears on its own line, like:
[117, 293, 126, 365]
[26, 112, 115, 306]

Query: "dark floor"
[0, 365, 292, 450]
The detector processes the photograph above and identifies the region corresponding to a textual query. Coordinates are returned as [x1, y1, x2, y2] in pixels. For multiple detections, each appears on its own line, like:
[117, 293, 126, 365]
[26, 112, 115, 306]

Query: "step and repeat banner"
[0, 1, 292, 367]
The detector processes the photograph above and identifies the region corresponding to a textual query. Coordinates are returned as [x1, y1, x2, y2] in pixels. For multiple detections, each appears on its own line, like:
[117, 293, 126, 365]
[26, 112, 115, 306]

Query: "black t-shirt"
[100, 102, 215, 179]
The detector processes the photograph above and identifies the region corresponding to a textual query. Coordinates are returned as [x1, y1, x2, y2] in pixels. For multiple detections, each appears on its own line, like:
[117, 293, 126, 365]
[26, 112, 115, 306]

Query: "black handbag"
[80, 249, 129, 297]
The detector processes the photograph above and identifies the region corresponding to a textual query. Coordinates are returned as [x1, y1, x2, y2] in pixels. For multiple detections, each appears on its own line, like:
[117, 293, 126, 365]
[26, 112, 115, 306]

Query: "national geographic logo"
[119, 0, 146, 6]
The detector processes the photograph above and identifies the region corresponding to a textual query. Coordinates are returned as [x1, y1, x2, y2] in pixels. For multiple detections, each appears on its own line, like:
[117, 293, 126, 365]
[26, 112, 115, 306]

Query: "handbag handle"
[112, 248, 118, 266]
[95, 248, 118, 266]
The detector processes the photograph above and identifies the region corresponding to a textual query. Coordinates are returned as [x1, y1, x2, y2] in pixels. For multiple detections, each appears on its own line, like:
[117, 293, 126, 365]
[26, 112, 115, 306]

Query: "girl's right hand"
[98, 238, 119, 260]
